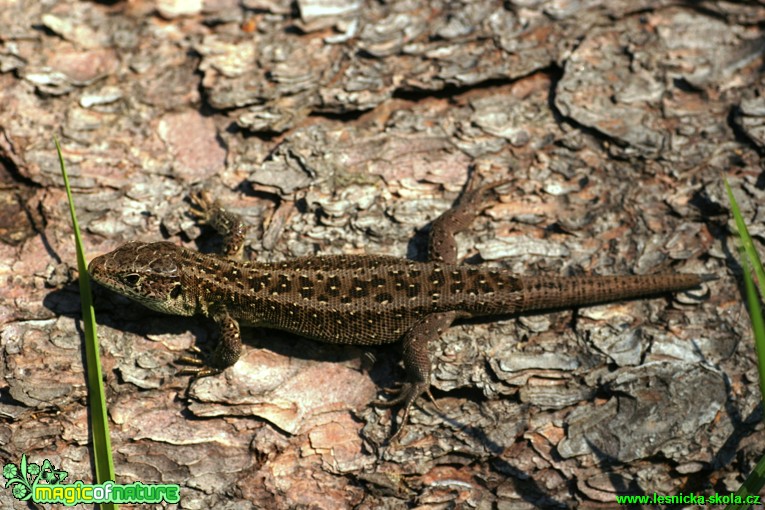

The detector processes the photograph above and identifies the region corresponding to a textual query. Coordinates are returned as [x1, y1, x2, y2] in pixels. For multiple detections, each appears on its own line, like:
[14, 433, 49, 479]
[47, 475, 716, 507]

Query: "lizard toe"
[372, 381, 433, 442]
[188, 189, 217, 223]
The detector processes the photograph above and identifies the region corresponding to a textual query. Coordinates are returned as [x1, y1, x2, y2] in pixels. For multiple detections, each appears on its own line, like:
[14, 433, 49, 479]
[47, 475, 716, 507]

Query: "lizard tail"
[513, 273, 713, 313]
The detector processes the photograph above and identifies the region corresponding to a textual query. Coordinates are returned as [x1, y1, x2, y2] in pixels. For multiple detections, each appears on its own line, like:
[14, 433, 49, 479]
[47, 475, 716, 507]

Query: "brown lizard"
[88, 178, 713, 441]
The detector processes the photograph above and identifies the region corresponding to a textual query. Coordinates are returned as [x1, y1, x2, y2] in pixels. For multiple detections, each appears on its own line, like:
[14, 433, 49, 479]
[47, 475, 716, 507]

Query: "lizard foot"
[373, 381, 438, 442]
[188, 189, 218, 224]
[462, 177, 512, 206]
[176, 346, 223, 378]
[188, 189, 248, 257]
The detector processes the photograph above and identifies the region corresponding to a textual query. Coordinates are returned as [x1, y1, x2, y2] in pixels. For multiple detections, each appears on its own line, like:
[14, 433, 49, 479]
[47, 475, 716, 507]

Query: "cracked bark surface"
[1, 0, 764, 508]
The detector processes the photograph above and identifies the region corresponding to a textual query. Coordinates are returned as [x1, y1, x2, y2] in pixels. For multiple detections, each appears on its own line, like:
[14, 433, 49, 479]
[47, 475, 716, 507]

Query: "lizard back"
[89, 241, 706, 347]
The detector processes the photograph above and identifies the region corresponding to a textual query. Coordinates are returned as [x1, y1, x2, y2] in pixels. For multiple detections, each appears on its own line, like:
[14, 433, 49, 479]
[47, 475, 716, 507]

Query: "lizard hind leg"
[428, 173, 510, 264]
[375, 311, 458, 442]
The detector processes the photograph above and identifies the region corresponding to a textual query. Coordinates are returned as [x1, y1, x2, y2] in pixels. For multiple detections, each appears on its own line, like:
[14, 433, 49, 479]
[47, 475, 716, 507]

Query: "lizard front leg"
[181, 191, 249, 375]
[179, 309, 244, 377]
[189, 190, 249, 258]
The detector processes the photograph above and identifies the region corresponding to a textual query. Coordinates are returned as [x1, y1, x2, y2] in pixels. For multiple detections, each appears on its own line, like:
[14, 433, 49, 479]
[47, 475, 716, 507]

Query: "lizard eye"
[122, 274, 141, 286]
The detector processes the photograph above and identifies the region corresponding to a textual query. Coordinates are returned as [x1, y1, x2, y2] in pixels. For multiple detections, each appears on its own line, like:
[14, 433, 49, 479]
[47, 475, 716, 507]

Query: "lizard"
[87, 177, 714, 442]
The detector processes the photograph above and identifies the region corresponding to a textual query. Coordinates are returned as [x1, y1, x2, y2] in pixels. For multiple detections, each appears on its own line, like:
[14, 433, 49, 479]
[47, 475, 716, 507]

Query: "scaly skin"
[88, 181, 712, 441]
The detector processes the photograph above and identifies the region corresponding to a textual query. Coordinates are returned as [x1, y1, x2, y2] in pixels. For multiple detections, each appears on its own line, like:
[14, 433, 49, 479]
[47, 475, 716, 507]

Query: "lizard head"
[88, 241, 195, 316]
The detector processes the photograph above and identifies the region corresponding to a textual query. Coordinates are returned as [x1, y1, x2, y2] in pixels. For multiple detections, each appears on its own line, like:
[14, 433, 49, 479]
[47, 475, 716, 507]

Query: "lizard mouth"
[87, 255, 108, 284]
[88, 255, 129, 296]
[87, 249, 142, 294]
[87, 241, 147, 289]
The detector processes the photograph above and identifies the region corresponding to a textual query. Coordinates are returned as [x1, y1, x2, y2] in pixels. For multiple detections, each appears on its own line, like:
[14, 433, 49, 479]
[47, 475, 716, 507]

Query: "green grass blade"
[724, 177, 765, 398]
[742, 250, 765, 406]
[55, 137, 118, 510]
[727, 258, 765, 510]
[725, 178, 765, 295]
[725, 451, 765, 510]
[724, 176, 765, 510]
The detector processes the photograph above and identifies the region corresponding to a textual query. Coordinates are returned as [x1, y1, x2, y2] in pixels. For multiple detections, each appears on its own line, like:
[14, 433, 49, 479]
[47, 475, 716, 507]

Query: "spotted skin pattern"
[88, 182, 711, 441]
